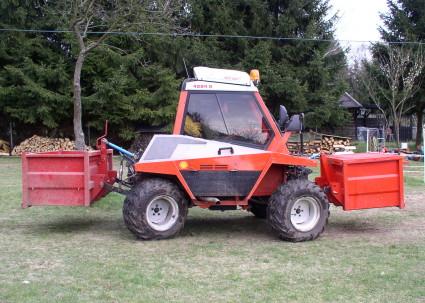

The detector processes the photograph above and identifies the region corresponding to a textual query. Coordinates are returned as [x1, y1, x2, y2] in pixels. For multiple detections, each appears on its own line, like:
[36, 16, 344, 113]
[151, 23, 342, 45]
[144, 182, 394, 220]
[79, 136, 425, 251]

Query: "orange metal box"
[21, 150, 116, 208]
[316, 153, 404, 210]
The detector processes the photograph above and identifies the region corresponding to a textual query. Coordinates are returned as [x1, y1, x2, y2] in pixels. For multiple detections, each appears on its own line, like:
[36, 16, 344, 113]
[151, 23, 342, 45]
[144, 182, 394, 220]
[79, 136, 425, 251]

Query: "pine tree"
[160, 0, 349, 129]
[0, 0, 71, 140]
[81, 45, 180, 142]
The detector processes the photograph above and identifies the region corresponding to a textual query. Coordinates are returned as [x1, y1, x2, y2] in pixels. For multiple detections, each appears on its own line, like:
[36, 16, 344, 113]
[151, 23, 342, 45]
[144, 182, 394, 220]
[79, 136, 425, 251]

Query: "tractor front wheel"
[267, 179, 329, 242]
[123, 178, 188, 240]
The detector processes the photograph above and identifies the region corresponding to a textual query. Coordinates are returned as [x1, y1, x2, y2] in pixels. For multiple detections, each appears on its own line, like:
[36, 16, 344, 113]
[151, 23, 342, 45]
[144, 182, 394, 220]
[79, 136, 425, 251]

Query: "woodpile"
[0, 139, 10, 154]
[11, 135, 90, 155]
[320, 134, 352, 154]
[287, 132, 354, 155]
[287, 140, 322, 154]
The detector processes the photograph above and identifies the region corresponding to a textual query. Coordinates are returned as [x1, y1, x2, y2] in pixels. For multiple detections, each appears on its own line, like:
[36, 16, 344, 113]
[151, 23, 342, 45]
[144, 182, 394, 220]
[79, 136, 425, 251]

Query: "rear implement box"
[21, 149, 116, 208]
[316, 153, 404, 210]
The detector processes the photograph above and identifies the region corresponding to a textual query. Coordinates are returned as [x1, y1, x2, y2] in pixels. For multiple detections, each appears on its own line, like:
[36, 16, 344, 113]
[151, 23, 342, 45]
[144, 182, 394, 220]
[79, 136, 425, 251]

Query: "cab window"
[183, 93, 273, 147]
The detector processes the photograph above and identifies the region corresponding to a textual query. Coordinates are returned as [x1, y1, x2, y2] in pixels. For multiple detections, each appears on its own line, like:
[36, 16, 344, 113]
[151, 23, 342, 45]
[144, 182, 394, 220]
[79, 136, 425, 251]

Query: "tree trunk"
[73, 52, 86, 150]
[394, 115, 400, 147]
[416, 105, 424, 149]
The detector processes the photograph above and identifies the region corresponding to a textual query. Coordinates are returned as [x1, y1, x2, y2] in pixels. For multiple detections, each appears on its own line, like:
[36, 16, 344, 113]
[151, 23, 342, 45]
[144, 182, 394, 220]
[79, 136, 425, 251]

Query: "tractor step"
[316, 153, 404, 210]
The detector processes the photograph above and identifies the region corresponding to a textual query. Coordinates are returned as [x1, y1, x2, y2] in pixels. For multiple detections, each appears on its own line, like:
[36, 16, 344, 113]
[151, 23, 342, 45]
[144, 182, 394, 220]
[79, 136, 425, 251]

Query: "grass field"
[0, 156, 424, 303]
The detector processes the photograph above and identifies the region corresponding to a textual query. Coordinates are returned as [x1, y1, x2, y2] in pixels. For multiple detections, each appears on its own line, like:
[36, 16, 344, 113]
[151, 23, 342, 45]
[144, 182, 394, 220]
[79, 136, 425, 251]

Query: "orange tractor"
[22, 67, 404, 242]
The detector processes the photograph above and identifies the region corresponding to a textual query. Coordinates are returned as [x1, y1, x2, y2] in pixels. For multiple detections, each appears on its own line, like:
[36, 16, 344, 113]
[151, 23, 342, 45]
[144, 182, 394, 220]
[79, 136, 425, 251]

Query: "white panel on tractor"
[194, 66, 252, 86]
[140, 135, 266, 163]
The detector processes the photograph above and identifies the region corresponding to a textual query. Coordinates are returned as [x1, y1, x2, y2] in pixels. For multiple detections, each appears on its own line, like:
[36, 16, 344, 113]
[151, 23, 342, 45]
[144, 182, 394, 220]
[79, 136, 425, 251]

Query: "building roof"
[339, 92, 363, 109]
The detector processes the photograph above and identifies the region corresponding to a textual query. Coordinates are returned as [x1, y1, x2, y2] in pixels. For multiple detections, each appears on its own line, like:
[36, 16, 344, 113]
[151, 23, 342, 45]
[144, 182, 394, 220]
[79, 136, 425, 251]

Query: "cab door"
[179, 92, 274, 197]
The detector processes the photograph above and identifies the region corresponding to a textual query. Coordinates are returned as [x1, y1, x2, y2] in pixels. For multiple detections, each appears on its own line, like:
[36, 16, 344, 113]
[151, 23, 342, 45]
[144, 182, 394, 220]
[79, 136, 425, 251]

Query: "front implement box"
[316, 153, 404, 210]
[21, 150, 116, 208]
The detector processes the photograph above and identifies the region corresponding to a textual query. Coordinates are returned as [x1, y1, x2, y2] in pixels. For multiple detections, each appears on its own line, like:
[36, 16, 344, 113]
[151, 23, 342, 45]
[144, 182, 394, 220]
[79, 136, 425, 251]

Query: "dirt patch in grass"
[323, 190, 425, 244]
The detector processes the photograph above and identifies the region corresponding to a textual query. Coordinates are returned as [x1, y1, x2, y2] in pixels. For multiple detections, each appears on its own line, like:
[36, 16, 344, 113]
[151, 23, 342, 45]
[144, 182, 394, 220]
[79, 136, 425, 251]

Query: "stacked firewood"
[12, 135, 90, 155]
[287, 140, 322, 154]
[287, 132, 353, 155]
[320, 134, 352, 154]
[0, 139, 10, 154]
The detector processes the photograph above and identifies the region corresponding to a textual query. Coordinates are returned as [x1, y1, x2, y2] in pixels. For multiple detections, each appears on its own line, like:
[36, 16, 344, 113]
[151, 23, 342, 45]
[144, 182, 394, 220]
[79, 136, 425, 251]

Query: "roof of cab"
[182, 66, 258, 92]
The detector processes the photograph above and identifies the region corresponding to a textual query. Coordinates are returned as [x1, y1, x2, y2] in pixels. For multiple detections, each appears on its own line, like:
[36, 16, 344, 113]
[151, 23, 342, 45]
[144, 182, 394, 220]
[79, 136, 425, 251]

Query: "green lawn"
[0, 157, 424, 303]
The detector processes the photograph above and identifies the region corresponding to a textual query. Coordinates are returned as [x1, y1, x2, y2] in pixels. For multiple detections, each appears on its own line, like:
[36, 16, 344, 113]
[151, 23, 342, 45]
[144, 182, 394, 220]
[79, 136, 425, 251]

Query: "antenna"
[182, 58, 190, 78]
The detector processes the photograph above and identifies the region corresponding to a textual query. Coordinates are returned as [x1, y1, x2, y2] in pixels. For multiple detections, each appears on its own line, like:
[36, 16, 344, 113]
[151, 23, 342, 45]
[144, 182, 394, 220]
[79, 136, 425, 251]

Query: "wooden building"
[334, 92, 363, 139]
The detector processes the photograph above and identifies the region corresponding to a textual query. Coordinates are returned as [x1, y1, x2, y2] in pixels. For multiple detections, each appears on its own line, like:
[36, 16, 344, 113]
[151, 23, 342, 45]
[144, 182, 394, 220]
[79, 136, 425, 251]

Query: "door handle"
[218, 147, 234, 155]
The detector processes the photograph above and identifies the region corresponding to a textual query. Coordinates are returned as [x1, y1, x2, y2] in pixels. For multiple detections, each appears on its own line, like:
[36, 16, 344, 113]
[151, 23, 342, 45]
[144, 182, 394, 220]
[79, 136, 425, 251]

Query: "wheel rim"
[290, 196, 321, 232]
[146, 195, 179, 232]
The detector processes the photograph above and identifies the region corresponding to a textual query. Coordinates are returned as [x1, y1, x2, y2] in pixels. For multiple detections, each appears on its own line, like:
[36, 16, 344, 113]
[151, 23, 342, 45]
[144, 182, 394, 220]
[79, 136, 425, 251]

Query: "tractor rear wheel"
[267, 179, 329, 242]
[123, 178, 188, 240]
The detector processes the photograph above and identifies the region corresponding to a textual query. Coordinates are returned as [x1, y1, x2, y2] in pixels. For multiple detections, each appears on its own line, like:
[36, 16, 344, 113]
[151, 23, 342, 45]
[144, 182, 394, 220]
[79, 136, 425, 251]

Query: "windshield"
[183, 92, 273, 147]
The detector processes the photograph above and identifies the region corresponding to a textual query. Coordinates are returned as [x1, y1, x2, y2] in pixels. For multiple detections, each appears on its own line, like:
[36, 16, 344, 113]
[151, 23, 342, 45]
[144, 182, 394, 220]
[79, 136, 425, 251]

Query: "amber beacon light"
[250, 69, 260, 85]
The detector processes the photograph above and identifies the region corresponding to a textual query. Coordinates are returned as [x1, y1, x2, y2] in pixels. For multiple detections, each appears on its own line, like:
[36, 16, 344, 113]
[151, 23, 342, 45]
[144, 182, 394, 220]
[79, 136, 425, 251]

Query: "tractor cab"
[171, 67, 299, 153]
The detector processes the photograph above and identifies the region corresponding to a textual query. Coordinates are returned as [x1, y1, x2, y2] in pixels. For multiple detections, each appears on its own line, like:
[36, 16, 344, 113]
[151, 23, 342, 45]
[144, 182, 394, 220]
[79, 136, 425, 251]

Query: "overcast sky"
[329, 0, 389, 62]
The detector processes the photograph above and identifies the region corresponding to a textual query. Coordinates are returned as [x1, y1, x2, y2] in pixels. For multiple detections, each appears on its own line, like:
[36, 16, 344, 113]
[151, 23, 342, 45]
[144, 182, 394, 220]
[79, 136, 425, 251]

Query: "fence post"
[9, 122, 13, 157]
[366, 128, 369, 153]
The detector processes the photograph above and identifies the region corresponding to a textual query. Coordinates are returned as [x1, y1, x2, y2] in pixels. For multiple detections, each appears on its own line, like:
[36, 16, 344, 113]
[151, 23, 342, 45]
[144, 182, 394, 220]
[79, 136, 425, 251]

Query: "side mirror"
[278, 105, 289, 128]
[285, 113, 304, 132]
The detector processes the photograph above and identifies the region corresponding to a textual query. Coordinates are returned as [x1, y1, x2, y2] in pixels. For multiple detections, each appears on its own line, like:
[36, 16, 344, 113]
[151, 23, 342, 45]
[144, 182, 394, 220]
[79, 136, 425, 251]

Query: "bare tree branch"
[49, 0, 182, 150]
[361, 45, 425, 145]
